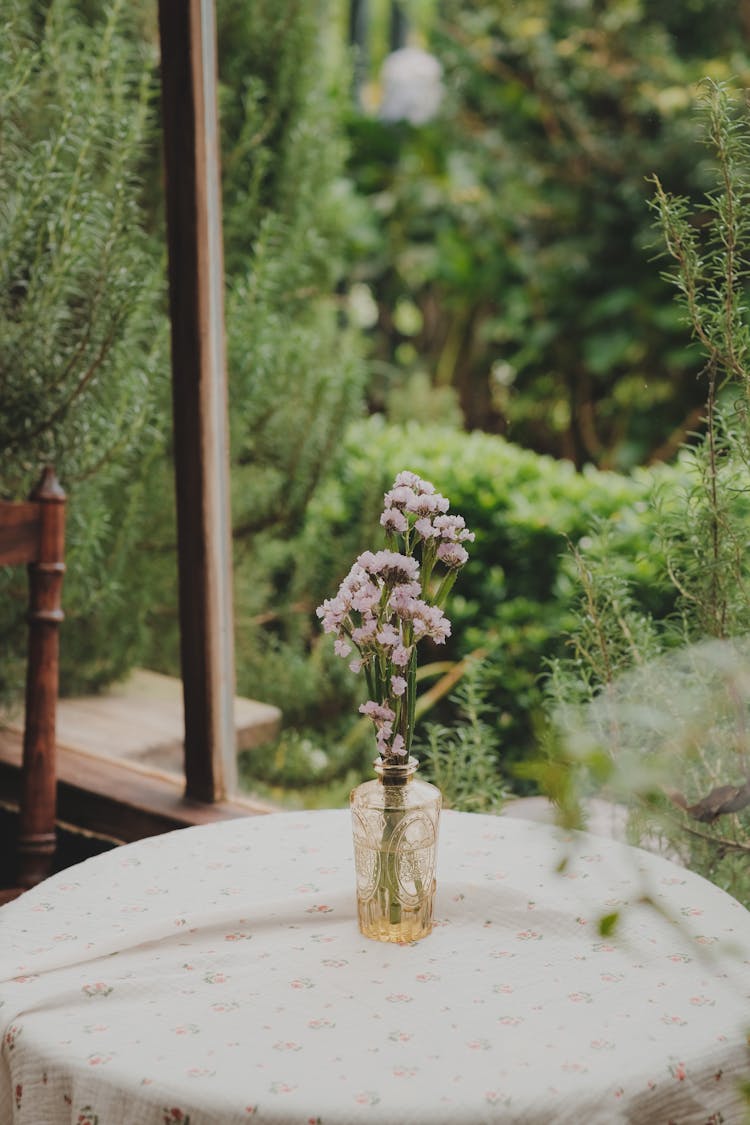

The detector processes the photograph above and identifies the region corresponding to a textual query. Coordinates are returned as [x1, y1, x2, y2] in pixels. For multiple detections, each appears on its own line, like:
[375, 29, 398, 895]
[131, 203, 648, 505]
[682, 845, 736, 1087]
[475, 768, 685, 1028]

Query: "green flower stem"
[435, 569, 458, 609]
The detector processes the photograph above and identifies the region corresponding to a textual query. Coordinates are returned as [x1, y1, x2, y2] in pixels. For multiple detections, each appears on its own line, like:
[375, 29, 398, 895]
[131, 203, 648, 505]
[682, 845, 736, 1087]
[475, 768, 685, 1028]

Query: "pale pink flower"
[414, 517, 439, 539]
[383, 486, 417, 511]
[406, 492, 450, 517]
[393, 471, 433, 493]
[352, 618, 378, 644]
[433, 514, 475, 542]
[380, 509, 408, 534]
[377, 623, 400, 648]
[358, 550, 420, 584]
[437, 542, 468, 569]
[412, 604, 451, 643]
[318, 471, 471, 764]
[359, 701, 396, 723]
[390, 734, 406, 756]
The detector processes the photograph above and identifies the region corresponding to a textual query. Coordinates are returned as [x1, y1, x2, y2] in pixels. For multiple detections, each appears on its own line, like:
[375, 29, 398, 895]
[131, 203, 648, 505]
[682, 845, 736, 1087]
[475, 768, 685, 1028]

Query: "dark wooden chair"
[0, 467, 65, 903]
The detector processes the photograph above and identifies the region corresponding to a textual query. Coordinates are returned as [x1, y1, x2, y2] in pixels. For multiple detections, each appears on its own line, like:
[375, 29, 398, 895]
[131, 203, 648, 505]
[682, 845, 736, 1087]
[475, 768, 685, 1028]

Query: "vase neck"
[374, 755, 418, 787]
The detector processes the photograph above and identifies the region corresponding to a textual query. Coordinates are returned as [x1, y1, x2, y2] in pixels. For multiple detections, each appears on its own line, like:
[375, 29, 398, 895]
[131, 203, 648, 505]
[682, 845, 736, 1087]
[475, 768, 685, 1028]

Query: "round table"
[1, 809, 748, 1124]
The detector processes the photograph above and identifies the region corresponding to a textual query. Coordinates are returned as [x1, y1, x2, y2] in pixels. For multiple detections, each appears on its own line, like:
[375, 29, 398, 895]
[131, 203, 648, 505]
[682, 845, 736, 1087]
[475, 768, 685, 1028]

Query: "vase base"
[357, 897, 434, 943]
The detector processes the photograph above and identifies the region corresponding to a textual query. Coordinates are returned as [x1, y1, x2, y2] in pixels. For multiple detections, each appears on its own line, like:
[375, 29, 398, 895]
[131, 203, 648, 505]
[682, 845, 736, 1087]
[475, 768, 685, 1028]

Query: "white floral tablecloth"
[1, 809, 749, 1125]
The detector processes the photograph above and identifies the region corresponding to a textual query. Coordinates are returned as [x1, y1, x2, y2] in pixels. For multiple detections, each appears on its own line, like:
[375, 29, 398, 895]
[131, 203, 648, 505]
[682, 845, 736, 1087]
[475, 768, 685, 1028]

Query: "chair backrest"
[0, 467, 66, 896]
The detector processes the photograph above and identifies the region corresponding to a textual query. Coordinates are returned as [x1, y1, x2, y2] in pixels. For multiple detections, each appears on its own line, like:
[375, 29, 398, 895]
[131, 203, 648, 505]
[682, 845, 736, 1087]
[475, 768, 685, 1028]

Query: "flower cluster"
[317, 472, 473, 762]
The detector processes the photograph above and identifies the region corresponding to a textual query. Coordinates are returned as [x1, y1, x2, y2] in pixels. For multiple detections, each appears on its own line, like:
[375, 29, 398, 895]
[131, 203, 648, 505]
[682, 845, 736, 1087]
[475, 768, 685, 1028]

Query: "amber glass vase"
[350, 756, 441, 943]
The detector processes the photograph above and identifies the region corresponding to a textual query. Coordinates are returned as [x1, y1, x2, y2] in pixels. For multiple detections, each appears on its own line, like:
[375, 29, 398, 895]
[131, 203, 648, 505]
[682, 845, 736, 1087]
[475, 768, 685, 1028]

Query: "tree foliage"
[546, 84, 750, 905]
[345, 0, 750, 468]
[0, 0, 167, 698]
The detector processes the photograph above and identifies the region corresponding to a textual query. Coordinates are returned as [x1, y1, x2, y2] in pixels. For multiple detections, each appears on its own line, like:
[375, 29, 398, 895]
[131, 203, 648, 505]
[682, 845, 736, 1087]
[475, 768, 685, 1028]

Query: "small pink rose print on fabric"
[670, 1062, 687, 1081]
[186, 1068, 215, 1079]
[666, 953, 692, 963]
[290, 978, 314, 990]
[613, 1088, 624, 1099]
[308, 1019, 336, 1030]
[689, 995, 715, 1007]
[497, 1015, 523, 1027]
[306, 904, 333, 914]
[387, 1031, 412, 1042]
[415, 972, 440, 982]
[568, 992, 593, 1004]
[172, 1025, 200, 1036]
[694, 935, 718, 945]
[393, 1067, 419, 1078]
[493, 983, 513, 994]
[600, 972, 624, 983]
[386, 993, 414, 1003]
[269, 1082, 296, 1095]
[322, 959, 348, 968]
[12, 974, 39, 984]
[245, 1108, 258, 1116]
[211, 1000, 240, 1013]
[515, 930, 542, 941]
[575, 917, 587, 926]
[660, 876, 685, 885]
[31, 901, 53, 912]
[489, 949, 514, 959]
[662, 1015, 688, 1027]
[354, 1092, 381, 1106]
[273, 1041, 302, 1052]
[680, 906, 703, 917]
[4, 1025, 22, 1050]
[203, 972, 228, 985]
[467, 1039, 492, 1051]
[162, 1109, 191, 1124]
[562, 1062, 588, 1073]
[14, 1086, 22, 1111]
[485, 1092, 511, 1107]
[592, 942, 616, 953]
[82, 982, 113, 999]
[87, 1053, 113, 1066]
[590, 1040, 615, 1051]
[295, 883, 320, 894]
[224, 932, 252, 942]
[83, 1024, 109, 1034]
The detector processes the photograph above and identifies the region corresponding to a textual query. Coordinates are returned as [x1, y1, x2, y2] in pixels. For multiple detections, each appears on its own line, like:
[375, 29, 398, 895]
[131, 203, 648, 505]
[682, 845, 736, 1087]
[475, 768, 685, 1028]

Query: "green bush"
[281, 417, 682, 786]
[0, 0, 168, 701]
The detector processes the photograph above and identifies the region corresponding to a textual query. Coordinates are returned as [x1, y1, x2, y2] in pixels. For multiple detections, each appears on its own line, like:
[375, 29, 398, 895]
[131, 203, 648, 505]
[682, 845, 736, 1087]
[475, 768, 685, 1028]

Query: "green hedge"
[296, 418, 681, 781]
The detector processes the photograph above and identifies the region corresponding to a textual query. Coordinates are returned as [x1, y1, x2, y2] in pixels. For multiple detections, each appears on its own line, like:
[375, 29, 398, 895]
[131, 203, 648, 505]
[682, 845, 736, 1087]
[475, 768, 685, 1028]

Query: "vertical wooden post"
[389, 2, 408, 52]
[18, 467, 65, 888]
[157, 0, 237, 801]
[349, 0, 369, 105]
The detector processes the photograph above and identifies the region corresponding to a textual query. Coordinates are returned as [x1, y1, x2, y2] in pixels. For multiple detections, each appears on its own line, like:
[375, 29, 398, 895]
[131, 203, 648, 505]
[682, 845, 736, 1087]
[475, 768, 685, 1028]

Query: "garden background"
[2, 0, 750, 904]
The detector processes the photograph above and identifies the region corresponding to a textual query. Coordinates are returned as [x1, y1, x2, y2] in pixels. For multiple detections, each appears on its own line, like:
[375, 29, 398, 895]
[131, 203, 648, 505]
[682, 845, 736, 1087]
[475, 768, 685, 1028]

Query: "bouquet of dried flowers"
[317, 471, 473, 760]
